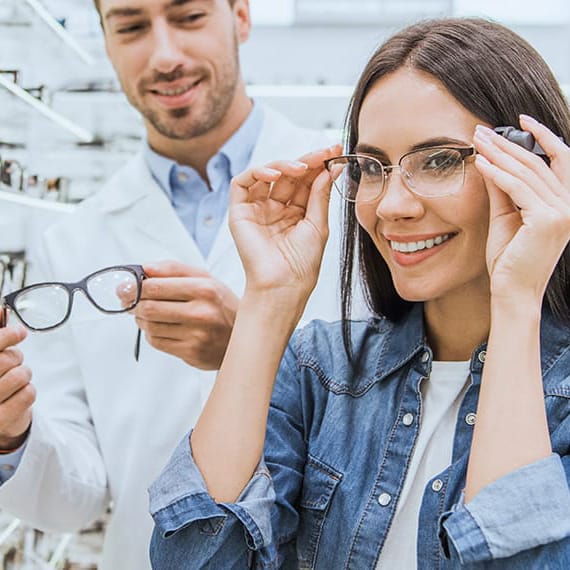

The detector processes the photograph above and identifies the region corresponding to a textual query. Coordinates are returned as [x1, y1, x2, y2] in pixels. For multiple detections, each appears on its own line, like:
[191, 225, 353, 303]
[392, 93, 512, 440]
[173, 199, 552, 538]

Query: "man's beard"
[127, 52, 240, 141]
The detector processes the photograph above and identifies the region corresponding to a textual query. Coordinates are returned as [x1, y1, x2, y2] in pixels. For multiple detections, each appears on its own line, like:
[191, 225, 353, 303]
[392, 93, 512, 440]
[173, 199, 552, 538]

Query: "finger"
[0, 348, 24, 378]
[475, 154, 543, 212]
[297, 145, 343, 169]
[0, 326, 26, 352]
[0, 383, 35, 420]
[230, 167, 282, 207]
[140, 277, 218, 301]
[261, 161, 309, 204]
[0, 365, 32, 403]
[474, 126, 561, 203]
[519, 114, 570, 182]
[305, 169, 334, 237]
[135, 318, 183, 341]
[142, 261, 211, 279]
[136, 299, 214, 325]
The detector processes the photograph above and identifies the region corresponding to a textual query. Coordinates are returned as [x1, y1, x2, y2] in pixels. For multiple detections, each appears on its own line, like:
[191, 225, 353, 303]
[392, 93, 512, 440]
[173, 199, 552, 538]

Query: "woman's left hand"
[474, 115, 570, 303]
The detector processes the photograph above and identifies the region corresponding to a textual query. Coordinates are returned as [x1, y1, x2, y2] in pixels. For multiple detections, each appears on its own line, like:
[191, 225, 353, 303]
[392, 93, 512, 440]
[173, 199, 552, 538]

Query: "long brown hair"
[341, 18, 570, 352]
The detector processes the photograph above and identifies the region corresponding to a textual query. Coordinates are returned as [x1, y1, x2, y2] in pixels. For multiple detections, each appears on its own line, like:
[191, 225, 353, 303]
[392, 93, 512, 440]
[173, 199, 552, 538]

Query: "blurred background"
[0, 0, 569, 566]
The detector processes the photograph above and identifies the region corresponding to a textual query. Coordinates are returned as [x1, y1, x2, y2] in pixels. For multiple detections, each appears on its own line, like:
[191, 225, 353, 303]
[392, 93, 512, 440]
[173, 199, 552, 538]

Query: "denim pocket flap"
[299, 455, 343, 511]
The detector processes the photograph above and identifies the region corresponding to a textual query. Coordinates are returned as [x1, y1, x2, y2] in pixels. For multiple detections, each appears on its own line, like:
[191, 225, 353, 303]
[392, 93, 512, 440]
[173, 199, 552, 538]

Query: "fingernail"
[520, 114, 538, 124]
[475, 154, 491, 166]
[291, 161, 308, 169]
[263, 167, 282, 177]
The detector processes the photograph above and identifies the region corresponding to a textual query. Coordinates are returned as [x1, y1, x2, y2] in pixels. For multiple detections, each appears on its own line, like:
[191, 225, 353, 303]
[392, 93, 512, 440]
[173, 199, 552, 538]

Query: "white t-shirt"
[376, 360, 471, 569]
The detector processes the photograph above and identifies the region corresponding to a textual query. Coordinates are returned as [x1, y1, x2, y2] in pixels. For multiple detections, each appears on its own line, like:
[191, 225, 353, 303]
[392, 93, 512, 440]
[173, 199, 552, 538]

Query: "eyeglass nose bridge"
[378, 163, 416, 199]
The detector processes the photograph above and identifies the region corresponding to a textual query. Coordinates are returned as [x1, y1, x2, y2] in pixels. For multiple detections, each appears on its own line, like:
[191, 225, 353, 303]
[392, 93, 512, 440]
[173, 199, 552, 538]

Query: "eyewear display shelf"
[0, 2, 107, 568]
[0, 182, 77, 213]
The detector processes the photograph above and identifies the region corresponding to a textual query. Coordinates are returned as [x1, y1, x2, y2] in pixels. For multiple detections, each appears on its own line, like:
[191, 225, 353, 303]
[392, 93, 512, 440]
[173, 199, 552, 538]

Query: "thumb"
[305, 169, 333, 239]
[142, 260, 211, 279]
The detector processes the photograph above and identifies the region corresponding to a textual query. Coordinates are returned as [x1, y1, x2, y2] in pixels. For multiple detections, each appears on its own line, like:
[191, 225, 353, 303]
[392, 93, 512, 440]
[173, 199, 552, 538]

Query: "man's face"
[99, 0, 250, 140]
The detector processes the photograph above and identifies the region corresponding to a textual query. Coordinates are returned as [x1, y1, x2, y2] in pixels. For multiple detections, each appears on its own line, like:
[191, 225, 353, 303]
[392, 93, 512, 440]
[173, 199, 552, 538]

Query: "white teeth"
[390, 233, 452, 253]
[155, 85, 193, 96]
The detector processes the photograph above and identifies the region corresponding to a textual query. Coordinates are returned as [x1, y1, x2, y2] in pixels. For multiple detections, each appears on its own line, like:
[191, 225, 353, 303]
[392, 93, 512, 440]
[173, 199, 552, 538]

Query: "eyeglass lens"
[87, 268, 139, 312]
[328, 148, 467, 202]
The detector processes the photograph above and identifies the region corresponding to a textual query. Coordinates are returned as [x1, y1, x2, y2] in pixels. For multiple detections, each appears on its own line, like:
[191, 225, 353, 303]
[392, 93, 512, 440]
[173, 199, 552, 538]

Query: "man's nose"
[148, 21, 187, 74]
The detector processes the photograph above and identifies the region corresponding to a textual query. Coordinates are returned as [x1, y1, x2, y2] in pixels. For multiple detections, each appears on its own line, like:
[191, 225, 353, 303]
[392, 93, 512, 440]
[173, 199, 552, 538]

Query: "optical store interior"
[0, 0, 569, 567]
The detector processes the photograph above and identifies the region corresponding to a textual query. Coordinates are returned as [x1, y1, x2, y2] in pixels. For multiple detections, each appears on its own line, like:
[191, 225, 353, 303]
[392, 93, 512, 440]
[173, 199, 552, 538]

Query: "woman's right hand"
[229, 146, 341, 300]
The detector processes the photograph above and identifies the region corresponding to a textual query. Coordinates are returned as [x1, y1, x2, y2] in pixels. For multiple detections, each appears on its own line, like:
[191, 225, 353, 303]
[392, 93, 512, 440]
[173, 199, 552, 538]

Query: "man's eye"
[178, 13, 206, 24]
[116, 23, 147, 34]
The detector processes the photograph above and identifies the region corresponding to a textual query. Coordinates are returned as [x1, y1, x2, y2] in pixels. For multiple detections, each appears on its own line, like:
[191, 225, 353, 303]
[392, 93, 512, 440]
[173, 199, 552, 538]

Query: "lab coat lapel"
[101, 153, 205, 266]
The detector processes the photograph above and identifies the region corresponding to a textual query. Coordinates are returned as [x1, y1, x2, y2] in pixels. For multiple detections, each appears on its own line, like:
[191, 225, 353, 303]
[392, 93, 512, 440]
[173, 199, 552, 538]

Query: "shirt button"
[465, 412, 477, 426]
[478, 350, 486, 363]
[204, 216, 214, 226]
[431, 479, 443, 492]
[402, 413, 414, 426]
[177, 171, 189, 183]
[1, 464, 14, 473]
[378, 492, 392, 507]
[421, 350, 430, 363]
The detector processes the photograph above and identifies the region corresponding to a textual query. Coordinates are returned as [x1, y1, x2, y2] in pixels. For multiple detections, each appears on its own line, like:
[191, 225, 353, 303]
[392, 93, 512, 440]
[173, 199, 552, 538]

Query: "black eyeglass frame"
[0, 264, 145, 331]
[324, 146, 477, 203]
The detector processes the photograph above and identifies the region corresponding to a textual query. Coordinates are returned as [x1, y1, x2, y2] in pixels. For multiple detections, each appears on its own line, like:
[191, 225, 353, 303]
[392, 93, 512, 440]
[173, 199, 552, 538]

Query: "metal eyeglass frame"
[324, 146, 476, 203]
[0, 264, 146, 361]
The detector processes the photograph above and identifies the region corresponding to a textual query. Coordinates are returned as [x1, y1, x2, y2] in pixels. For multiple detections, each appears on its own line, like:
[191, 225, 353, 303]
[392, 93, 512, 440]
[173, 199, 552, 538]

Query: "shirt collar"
[144, 100, 264, 199]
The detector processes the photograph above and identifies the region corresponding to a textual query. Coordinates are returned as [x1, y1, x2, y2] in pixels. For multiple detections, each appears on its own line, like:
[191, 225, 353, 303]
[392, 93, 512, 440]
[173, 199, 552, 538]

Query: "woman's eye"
[423, 151, 460, 171]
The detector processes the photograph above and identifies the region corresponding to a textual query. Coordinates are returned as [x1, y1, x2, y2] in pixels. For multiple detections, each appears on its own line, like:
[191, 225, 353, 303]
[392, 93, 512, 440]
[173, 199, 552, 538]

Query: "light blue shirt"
[145, 102, 264, 258]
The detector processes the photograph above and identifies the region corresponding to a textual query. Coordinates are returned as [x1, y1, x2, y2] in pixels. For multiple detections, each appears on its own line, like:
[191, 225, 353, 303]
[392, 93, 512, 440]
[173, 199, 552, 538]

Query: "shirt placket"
[346, 352, 429, 569]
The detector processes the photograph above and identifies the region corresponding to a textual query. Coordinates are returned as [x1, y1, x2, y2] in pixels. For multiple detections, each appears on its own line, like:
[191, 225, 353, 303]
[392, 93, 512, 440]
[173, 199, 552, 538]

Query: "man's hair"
[340, 17, 570, 347]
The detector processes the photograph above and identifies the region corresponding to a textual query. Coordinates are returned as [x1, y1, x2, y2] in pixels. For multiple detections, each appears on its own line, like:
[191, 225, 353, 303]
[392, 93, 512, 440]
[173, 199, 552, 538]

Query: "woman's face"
[355, 68, 491, 304]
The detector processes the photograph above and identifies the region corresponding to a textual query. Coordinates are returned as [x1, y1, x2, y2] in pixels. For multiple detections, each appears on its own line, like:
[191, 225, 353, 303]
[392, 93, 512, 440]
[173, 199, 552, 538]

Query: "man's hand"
[134, 261, 238, 370]
[0, 325, 34, 450]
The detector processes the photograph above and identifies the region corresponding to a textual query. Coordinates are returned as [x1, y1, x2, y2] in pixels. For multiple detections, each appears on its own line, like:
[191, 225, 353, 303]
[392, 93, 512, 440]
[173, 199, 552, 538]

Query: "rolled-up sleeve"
[149, 433, 276, 569]
[440, 454, 570, 564]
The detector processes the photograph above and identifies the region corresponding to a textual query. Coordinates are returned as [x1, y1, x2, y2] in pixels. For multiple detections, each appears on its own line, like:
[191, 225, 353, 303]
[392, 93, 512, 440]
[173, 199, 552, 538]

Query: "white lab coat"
[0, 106, 344, 570]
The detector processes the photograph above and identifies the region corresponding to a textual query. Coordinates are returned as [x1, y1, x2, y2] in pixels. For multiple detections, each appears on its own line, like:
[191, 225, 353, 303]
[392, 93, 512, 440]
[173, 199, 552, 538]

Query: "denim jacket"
[150, 304, 570, 569]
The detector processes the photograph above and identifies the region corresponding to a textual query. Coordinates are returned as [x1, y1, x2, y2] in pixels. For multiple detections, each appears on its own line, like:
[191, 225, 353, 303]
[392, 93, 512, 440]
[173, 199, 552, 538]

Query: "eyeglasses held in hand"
[0, 264, 145, 361]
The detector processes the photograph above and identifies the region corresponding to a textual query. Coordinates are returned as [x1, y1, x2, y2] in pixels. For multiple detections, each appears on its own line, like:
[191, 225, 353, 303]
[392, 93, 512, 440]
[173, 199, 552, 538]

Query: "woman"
[149, 18, 570, 569]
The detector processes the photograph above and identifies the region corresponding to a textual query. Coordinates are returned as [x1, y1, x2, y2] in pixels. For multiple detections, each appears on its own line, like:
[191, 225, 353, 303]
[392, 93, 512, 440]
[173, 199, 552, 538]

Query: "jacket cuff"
[440, 454, 570, 564]
[149, 432, 275, 550]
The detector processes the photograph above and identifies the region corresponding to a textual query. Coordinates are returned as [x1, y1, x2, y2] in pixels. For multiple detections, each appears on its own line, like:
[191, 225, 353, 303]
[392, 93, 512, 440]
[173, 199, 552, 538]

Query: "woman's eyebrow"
[354, 143, 389, 160]
[355, 137, 472, 158]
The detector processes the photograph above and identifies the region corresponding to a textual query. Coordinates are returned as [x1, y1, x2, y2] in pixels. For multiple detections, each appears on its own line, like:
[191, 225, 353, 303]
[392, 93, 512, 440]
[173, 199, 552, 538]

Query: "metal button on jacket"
[402, 413, 414, 426]
[465, 412, 477, 426]
[378, 493, 392, 506]
[478, 350, 486, 363]
[432, 479, 443, 492]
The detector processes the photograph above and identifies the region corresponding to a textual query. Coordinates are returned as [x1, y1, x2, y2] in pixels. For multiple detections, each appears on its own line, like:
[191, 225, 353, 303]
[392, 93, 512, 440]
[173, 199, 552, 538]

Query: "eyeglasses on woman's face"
[325, 146, 476, 203]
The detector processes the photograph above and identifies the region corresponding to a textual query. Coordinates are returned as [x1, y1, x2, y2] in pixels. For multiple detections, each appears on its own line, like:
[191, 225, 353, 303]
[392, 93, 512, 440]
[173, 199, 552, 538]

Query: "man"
[0, 1, 342, 569]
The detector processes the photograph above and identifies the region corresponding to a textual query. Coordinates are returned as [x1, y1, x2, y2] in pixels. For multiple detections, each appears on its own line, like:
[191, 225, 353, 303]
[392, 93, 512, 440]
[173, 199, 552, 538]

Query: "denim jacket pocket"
[297, 455, 343, 569]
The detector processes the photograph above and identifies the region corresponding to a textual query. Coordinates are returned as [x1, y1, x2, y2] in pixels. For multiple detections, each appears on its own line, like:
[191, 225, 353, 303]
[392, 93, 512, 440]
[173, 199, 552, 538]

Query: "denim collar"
[367, 302, 568, 386]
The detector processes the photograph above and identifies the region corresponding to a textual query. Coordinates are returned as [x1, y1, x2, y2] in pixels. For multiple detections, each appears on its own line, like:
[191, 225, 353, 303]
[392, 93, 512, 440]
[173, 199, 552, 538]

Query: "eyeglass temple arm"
[0, 305, 7, 328]
[134, 328, 142, 362]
